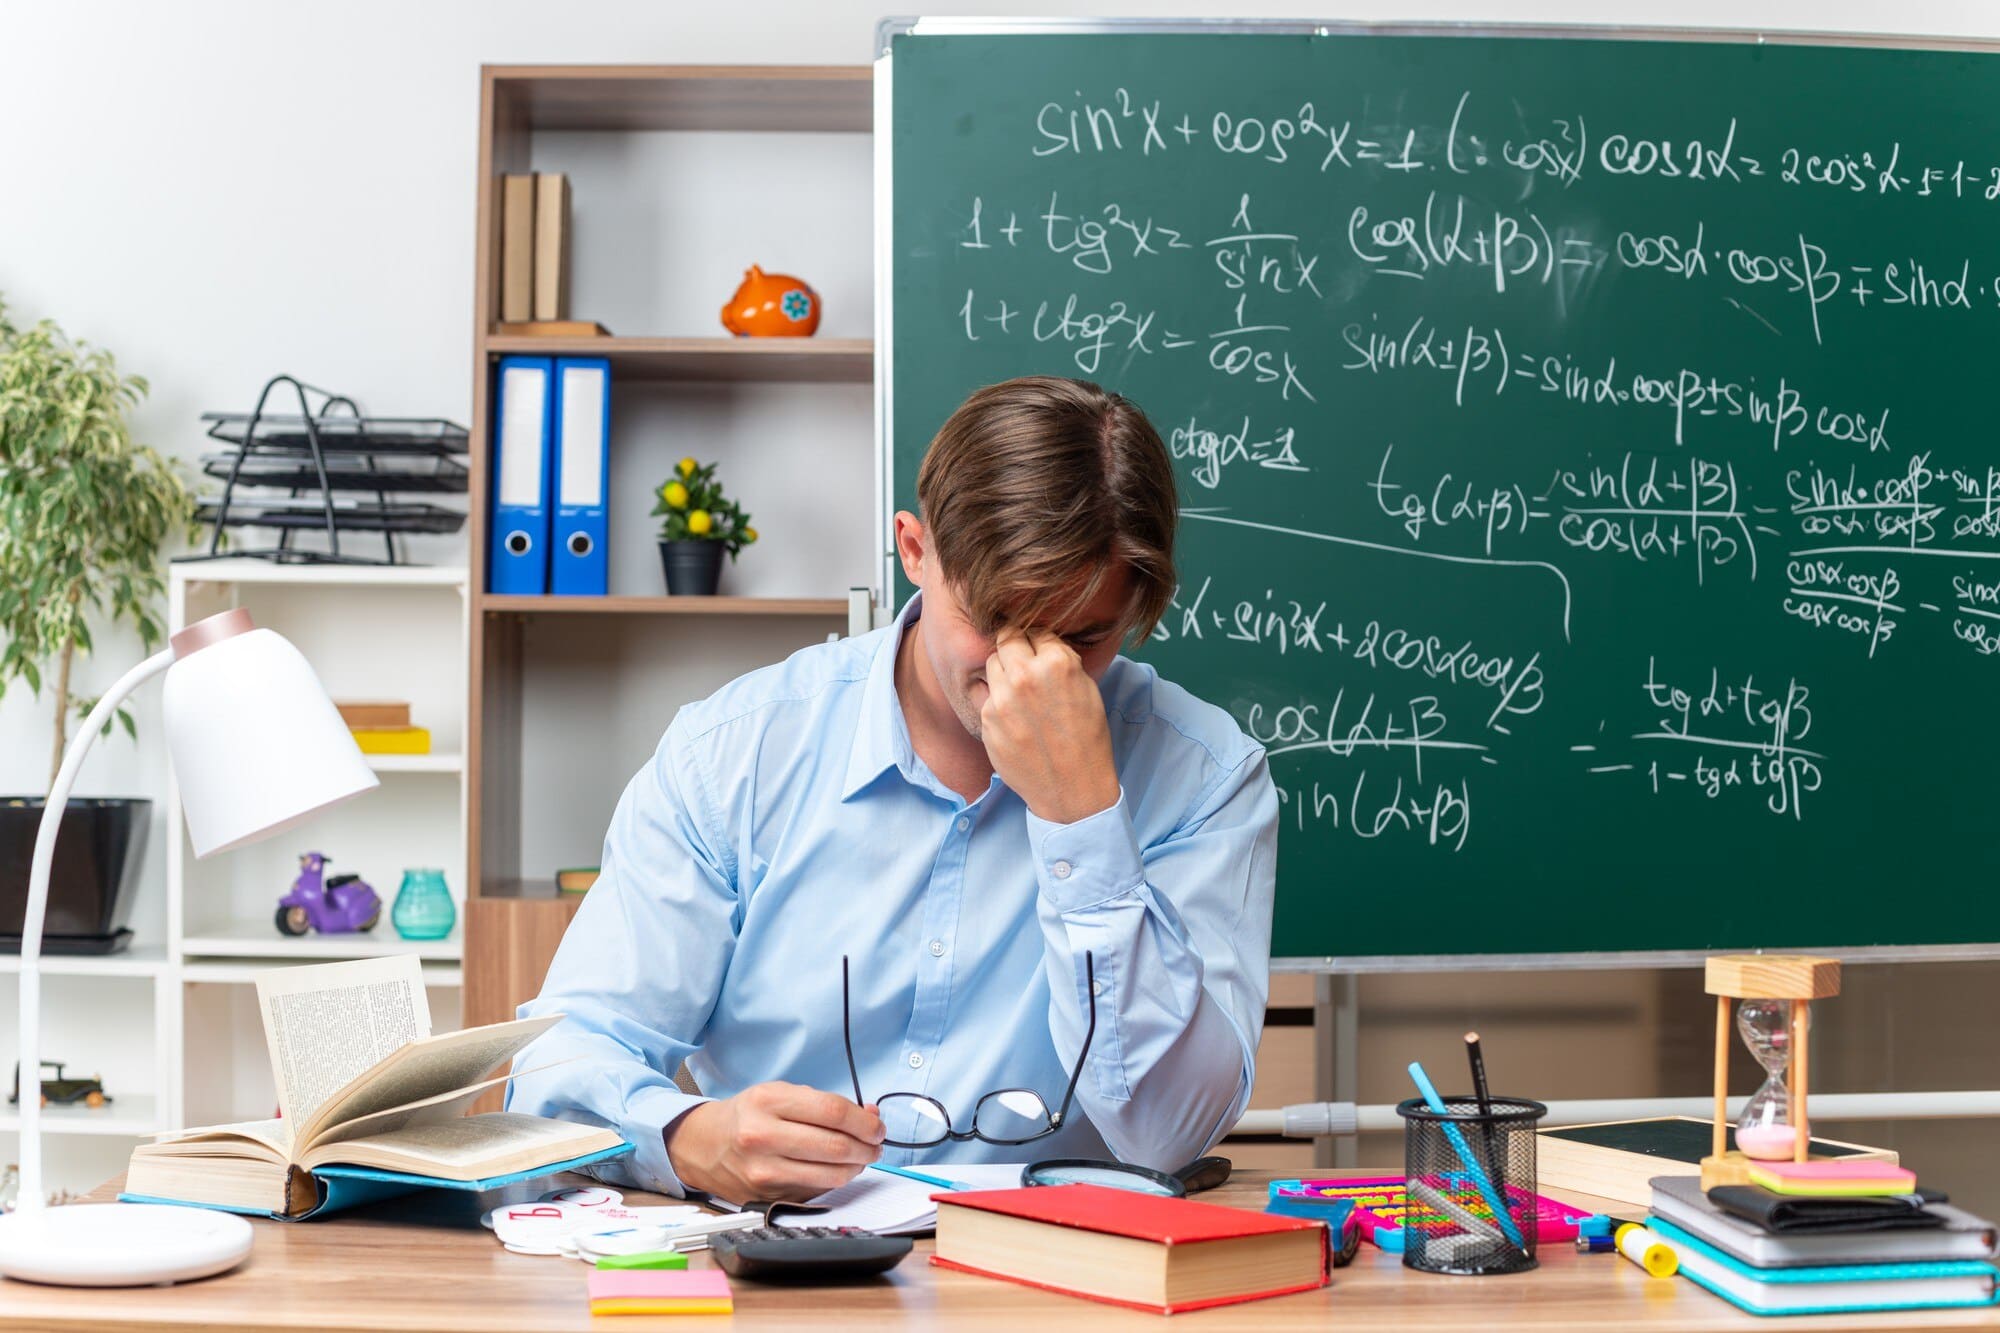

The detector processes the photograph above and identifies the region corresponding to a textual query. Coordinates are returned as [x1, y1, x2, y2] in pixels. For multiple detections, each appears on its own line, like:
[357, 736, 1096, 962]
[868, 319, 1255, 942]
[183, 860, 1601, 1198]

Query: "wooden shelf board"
[481, 594, 847, 617]
[0, 1093, 159, 1138]
[488, 65, 871, 133]
[180, 924, 462, 962]
[365, 752, 465, 774]
[0, 945, 168, 978]
[483, 335, 873, 383]
[170, 559, 469, 589]
[479, 879, 583, 903]
[183, 960, 464, 988]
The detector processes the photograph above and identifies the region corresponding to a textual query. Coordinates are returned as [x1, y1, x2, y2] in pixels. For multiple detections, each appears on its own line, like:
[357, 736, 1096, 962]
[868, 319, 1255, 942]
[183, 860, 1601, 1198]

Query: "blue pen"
[1407, 1061, 1529, 1253]
[868, 1163, 974, 1191]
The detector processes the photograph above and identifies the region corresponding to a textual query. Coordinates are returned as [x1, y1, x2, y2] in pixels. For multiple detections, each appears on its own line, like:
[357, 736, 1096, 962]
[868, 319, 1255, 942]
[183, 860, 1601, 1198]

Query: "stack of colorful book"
[1648, 1164, 1999, 1316]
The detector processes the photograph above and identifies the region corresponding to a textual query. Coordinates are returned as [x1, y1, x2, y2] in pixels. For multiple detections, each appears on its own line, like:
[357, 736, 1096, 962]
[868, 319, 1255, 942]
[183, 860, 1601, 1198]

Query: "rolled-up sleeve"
[1027, 748, 1277, 1171]
[506, 715, 738, 1196]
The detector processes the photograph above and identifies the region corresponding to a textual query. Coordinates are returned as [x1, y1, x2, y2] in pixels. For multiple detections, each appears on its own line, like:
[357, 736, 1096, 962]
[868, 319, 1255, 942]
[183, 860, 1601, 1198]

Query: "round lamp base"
[0, 1202, 253, 1286]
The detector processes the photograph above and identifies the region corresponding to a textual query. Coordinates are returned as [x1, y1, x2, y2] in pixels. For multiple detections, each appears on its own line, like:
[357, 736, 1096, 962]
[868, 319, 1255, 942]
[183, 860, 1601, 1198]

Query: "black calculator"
[706, 1225, 913, 1281]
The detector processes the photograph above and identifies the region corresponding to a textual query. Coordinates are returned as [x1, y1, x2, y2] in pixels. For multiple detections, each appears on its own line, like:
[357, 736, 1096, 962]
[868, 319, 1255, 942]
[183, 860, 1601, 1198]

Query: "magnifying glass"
[1021, 1155, 1232, 1197]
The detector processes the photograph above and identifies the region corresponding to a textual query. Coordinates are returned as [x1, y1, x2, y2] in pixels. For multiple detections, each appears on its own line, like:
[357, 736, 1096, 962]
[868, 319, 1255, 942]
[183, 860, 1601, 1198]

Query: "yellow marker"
[1614, 1222, 1679, 1278]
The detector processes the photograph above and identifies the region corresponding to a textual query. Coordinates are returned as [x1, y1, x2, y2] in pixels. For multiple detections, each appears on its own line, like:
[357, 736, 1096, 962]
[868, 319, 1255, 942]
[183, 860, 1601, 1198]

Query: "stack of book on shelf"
[336, 700, 430, 755]
[1648, 1167, 2000, 1316]
[498, 171, 606, 336]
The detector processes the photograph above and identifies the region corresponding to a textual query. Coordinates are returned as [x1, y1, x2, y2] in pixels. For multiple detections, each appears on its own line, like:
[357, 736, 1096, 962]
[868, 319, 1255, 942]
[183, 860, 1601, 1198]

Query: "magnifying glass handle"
[1173, 1155, 1233, 1194]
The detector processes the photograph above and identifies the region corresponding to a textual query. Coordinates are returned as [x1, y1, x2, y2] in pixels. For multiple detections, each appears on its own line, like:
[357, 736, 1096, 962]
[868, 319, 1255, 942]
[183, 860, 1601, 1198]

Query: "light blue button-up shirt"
[507, 594, 1278, 1194]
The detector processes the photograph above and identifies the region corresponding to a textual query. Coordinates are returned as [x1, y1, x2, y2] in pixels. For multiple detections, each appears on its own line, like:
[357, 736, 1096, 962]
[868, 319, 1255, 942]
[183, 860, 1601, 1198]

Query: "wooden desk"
[2, 1171, 1991, 1331]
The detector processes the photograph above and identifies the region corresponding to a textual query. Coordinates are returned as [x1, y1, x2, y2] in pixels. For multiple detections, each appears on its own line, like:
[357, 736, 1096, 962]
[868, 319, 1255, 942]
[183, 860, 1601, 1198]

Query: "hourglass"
[1735, 998, 1802, 1159]
[1701, 954, 1841, 1189]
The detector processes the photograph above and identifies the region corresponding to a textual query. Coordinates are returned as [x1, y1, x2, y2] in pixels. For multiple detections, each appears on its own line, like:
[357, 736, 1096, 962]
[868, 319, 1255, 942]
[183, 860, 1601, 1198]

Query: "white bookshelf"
[161, 559, 471, 1133]
[4, 564, 475, 1182]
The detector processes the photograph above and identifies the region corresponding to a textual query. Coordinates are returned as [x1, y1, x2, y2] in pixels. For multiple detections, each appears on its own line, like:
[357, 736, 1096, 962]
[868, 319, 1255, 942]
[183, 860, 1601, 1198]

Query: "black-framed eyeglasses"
[842, 951, 1096, 1148]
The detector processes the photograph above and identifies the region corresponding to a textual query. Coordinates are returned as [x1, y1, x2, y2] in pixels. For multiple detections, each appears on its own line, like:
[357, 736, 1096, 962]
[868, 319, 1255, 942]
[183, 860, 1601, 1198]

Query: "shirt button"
[1092, 978, 1105, 996]
[1052, 860, 1073, 880]
[908, 1052, 925, 1069]
[955, 816, 970, 833]
[929, 939, 945, 957]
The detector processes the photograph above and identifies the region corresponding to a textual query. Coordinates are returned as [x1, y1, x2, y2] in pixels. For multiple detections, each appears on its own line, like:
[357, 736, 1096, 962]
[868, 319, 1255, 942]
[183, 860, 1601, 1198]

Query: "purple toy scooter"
[276, 851, 382, 936]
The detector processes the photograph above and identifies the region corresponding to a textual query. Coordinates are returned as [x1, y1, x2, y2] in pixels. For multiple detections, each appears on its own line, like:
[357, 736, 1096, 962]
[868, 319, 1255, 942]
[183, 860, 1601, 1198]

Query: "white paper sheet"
[763, 1163, 1032, 1235]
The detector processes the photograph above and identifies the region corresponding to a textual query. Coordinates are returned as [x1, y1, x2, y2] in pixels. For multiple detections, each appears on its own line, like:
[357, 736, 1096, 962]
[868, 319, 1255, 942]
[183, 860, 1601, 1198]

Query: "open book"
[125, 956, 626, 1218]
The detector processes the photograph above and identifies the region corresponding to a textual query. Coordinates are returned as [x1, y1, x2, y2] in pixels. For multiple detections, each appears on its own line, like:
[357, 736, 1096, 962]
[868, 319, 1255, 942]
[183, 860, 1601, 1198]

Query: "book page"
[300, 1110, 615, 1174]
[147, 1116, 292, 1155]
[297, 1014, 563, 1150]
[305, 1060, 570, 1151]
[257, 956, 431, 1128]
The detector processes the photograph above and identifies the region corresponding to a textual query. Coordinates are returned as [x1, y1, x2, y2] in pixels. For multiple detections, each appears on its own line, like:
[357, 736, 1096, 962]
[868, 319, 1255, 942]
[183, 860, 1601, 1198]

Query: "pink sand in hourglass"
[1738, 1125, 1800, 1159]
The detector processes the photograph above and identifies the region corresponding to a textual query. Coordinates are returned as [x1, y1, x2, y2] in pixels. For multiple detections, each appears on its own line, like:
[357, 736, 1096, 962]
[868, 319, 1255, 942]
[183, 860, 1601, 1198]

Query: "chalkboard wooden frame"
[873, 17, 2000, 971]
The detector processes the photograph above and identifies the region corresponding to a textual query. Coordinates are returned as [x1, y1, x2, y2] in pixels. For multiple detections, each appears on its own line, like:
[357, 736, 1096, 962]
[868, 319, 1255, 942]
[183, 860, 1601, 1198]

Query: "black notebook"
[1710, 1183, 1949, 1235]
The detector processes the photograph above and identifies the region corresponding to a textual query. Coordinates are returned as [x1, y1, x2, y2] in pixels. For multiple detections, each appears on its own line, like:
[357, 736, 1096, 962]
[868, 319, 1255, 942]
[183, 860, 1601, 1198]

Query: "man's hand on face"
[665, 1082, 885, 1202]
[981, 628, 1121, 825]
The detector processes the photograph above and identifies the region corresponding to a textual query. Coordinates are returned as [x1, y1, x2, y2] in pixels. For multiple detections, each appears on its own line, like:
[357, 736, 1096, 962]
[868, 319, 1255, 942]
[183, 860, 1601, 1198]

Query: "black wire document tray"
[195, 500, 466, 535]
[179, 373, 471, 566]
[200, 413, 469, 454]
[198, 452, 470, 495]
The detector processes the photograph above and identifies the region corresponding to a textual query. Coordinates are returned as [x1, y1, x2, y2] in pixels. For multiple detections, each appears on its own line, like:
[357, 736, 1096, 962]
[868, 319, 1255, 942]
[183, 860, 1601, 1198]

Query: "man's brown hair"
[916, 375, 1178, 643]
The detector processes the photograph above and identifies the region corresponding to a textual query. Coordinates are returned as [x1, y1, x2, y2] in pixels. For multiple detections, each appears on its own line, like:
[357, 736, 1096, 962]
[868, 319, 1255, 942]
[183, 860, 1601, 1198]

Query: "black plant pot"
[660, 540, 725, 596]
[0, 797, 150, 954]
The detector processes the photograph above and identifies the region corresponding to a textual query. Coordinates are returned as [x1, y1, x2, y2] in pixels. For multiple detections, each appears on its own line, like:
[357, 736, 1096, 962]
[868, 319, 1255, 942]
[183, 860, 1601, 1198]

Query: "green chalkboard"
[884, 26, 2000, 959]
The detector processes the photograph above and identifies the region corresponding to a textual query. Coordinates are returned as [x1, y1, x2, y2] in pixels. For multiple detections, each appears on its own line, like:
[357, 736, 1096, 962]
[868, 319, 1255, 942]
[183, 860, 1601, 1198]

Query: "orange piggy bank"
[720, 265, 822, 337]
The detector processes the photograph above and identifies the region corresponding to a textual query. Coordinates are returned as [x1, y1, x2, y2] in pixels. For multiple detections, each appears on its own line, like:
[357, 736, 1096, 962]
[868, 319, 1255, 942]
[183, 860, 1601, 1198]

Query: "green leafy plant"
[652, 456, 758, 559]
[0, 295, 195, 791]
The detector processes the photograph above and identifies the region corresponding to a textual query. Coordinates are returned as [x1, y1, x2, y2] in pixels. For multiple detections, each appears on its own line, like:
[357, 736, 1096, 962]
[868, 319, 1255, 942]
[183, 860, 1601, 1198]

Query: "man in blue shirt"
[509, 375, 1278, 1202]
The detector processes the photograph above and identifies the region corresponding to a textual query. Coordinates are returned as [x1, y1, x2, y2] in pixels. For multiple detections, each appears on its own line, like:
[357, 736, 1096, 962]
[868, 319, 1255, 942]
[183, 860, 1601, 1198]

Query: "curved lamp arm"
[14, 648, 172, 1219]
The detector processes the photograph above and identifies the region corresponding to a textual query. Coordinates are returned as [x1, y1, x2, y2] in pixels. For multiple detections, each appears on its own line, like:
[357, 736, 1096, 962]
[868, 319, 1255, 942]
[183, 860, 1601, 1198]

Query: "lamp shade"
[162, 610, 379, 858]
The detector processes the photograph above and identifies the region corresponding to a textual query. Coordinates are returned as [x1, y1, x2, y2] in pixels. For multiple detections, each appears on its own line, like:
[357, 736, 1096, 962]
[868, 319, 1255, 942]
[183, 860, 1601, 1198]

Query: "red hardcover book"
[932, 1184, 1330, 1315]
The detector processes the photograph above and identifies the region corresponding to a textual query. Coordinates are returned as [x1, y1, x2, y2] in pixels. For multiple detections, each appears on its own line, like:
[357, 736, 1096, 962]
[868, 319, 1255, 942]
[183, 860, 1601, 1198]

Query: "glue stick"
[1613, 1222, 1678, 1278]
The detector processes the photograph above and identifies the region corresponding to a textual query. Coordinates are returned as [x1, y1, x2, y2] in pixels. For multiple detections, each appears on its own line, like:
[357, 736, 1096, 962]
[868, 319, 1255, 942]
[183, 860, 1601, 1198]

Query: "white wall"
[5, 0, 2000, 1195]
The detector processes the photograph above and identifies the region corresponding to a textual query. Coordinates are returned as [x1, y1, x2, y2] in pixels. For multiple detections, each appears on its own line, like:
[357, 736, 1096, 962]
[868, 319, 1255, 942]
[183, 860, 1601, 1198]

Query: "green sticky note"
[594, 1251, 689, 1271]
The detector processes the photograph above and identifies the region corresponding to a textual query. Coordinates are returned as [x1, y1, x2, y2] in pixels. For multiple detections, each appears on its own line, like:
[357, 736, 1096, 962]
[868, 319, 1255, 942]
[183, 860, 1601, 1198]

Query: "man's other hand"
[665, 1082, 885, 1202]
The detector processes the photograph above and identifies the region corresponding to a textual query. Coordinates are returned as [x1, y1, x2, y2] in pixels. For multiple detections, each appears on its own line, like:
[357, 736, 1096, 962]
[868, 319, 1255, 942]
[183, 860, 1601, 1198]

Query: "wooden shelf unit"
[484, 65, 871, 134]
[481, 335, 872, 383]
[464, 64, 875, 1037]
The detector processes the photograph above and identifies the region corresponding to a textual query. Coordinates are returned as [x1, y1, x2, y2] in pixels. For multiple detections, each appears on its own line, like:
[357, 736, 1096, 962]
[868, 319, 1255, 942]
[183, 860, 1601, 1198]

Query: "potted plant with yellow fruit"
[653, 457, 757, 596]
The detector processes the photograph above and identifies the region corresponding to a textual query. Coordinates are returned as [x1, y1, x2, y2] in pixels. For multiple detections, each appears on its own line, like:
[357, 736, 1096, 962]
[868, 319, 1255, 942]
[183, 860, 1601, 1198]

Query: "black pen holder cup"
[1395, 1094, 1548, 1276]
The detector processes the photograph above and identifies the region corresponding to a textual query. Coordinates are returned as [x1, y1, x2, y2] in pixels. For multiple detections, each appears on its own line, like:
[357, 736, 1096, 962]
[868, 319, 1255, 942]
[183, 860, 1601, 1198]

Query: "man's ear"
[893, 511, 928, 585]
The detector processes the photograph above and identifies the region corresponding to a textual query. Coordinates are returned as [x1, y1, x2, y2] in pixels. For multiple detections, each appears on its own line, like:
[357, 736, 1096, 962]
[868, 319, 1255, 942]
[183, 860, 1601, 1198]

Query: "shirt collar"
[841, 590, 925, 801]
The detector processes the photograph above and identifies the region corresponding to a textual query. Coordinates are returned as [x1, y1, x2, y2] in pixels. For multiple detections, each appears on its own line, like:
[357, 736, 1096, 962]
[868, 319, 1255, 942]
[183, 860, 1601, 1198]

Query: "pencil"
[1465, 1031, 1507, 1206]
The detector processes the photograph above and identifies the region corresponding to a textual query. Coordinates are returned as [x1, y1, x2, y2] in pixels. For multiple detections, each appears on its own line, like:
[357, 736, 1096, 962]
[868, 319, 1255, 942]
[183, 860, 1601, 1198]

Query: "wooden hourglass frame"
[1701, 954, 1841, 1190]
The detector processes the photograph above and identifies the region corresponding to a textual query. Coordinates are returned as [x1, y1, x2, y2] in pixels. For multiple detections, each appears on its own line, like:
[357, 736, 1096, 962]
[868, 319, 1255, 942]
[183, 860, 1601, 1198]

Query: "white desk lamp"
[0, 608, 378, 1285]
